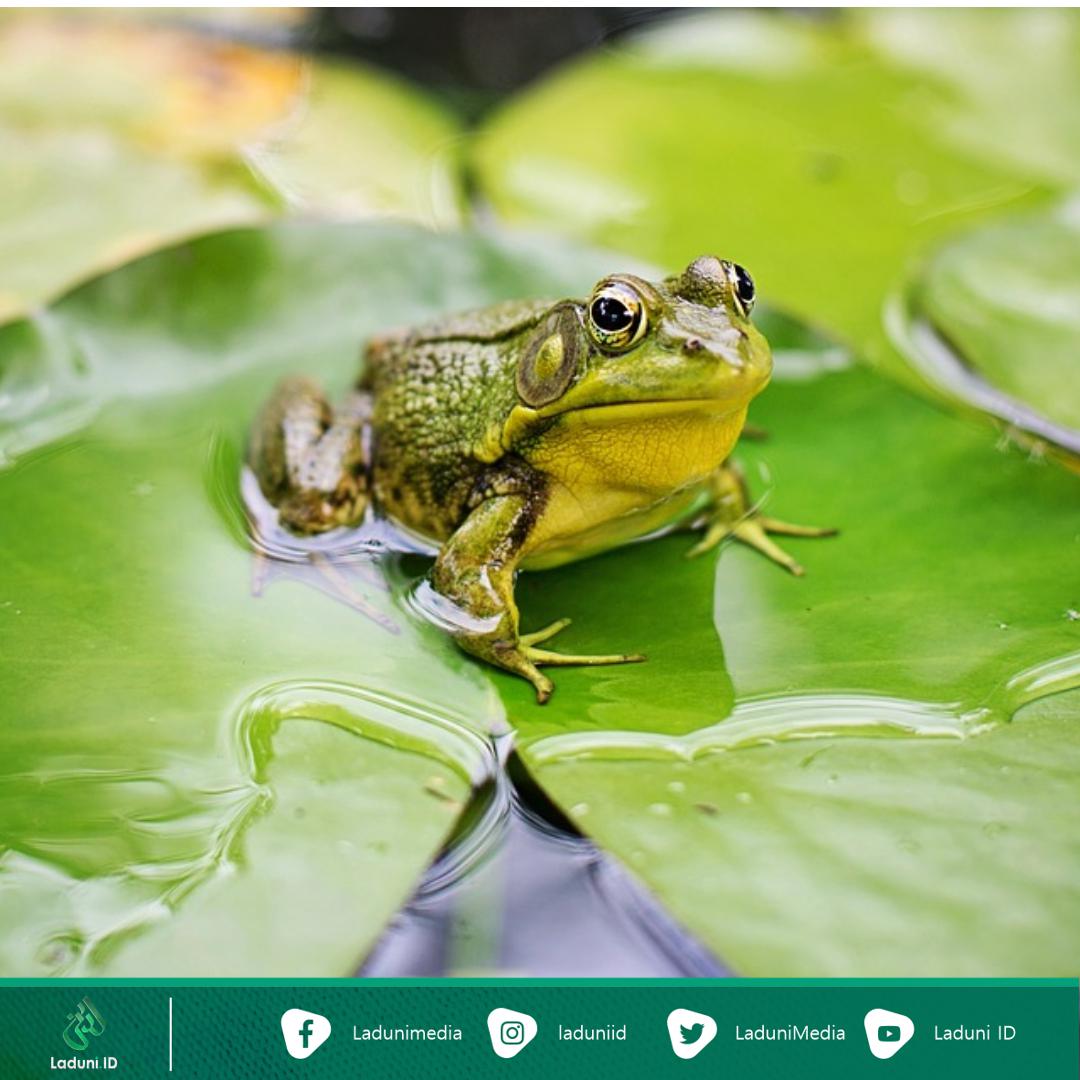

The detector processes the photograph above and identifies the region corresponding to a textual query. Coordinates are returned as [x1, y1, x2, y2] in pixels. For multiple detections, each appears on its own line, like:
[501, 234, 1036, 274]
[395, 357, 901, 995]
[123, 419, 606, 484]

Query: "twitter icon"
[666, 1008, 718, 1059]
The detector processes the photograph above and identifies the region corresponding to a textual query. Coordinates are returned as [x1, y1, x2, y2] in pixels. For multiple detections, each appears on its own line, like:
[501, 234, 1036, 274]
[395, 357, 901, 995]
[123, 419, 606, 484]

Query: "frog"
[248, 256, 834, 702]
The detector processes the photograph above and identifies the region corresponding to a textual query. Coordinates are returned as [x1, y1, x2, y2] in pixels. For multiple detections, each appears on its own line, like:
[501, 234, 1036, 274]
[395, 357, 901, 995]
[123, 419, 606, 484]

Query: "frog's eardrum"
[516, 304, 586, 407]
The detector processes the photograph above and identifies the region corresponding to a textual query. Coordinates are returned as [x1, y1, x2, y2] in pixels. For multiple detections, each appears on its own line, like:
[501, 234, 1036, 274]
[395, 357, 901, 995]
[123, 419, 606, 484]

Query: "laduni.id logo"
[53, 996, 117, 1072]
[281, 1008, 332, 1060]
[62, 997, 106, 1052]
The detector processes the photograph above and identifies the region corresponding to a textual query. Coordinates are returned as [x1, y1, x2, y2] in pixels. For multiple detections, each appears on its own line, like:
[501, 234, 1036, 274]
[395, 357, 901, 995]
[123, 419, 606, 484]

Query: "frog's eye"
[587, 282, 647, 351]
[724, 262, 756, 316]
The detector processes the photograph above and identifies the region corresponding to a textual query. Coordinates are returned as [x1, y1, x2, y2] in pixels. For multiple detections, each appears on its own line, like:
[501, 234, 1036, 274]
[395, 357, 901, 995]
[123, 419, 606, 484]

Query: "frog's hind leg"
[248, 375, 371, 535]
[688, 460, 837, 575]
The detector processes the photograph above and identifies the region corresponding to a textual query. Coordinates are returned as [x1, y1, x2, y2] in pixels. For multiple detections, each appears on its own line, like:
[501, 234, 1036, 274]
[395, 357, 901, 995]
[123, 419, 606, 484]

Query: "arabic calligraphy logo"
[63, 997, 106, 1052]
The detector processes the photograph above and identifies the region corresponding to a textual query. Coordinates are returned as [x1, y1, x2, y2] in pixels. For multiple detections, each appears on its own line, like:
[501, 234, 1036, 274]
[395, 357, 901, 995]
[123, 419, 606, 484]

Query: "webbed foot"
[492, 619, 645, 703]
[690, 462, 837, 575]
[431, 492, 647, 704]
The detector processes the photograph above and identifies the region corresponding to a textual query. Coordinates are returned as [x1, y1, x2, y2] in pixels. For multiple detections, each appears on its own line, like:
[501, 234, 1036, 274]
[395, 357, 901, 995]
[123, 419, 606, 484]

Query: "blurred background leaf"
[860, 9, 1080, 185]
[473, 11, 1078, 411]
[0, 12, 463, 323]
[893, 200, 1080, 467]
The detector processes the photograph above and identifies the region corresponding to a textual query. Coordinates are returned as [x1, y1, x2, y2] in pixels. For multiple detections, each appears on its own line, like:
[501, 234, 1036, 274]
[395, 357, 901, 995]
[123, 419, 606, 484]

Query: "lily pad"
[473, 11, 1076, 386]
[0, 221, 626, 976]
[504, 317, 1080, 975]
[891, 199, 1080, 464]
[0, 14, 464, 323]
[245, 60, 465, 223]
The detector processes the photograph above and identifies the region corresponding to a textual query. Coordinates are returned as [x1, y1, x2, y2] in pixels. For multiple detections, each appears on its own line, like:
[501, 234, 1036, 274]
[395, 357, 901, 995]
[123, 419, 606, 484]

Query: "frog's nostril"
[683, 337, 704, 353]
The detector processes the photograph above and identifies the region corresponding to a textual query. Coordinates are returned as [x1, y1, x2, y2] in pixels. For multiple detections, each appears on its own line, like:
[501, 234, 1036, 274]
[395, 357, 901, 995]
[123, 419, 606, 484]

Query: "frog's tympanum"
[249, 257, 834, 702]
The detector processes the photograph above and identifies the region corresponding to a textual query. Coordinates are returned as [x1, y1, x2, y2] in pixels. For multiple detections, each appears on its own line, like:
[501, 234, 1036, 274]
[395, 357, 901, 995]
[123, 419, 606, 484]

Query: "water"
[361, 764, 728, 978]
[524, 692, 993, 767]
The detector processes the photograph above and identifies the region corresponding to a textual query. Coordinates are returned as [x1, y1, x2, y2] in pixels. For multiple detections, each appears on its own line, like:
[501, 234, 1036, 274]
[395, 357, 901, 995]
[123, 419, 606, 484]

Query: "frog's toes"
[731, 518, 807, 576]
[757, 516, 839, 540]
[491, 640, 555, 703]
[518, 617, 645, 667]
[691, 512, 837, 574]
[528, 667, 556, 705]
[686, 519, 733, 560]
[492, 619, 645, 702]
[519, 617, 572, 647]
[524, 645, 647, 668]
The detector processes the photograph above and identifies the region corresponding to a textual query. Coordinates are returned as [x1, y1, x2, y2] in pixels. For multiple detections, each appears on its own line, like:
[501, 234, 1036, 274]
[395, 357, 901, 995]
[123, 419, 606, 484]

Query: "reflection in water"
[208, 436, 430, 633]
[362, 768, 727, 978]
[404, 578, 504, 638]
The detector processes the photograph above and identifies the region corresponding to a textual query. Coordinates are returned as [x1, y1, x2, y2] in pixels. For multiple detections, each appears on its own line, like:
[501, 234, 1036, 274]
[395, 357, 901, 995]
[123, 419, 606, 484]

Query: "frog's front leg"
[431, 486, 644, 703]
[688, 460, 837, 575]
[248, 375, 370, 534]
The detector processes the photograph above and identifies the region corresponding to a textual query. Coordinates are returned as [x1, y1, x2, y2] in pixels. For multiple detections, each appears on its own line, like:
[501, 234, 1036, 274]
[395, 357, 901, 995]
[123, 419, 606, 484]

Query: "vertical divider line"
[169, 996, 173, 1072]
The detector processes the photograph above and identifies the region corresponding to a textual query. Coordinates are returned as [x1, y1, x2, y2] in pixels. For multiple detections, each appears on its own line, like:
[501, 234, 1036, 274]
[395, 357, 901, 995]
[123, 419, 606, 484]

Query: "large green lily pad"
[498, 317, 1080, 975]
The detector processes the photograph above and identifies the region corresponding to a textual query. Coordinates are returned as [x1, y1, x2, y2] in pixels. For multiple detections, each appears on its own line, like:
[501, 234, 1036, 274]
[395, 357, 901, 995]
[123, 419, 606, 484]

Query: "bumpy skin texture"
[249, 257, 834, 701]
[365, 300, 549, 540]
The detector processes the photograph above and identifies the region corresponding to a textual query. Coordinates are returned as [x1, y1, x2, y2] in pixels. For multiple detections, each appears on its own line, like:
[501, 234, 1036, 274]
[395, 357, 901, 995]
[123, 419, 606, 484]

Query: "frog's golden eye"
[586, 282, 647, 351]
[724, 261, 756, 316]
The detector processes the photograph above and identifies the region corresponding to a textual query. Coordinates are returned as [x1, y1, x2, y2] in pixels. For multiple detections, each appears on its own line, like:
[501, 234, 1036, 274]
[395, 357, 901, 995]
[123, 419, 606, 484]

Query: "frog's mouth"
[539, 396, 749, 424]
[500, 396, 752, 451]
[533, 349, 771, 424]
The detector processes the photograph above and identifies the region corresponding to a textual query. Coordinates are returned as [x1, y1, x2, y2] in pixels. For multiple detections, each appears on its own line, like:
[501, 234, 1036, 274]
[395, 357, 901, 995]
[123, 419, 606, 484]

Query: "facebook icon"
[281, 1009, 332, 1060]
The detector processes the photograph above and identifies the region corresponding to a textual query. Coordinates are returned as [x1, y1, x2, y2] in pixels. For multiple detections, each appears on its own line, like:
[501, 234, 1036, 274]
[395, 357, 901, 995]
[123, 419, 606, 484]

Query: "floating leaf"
[2, 221, 1077, 978]
[891, 199, 1080, 465]
[861, 10, 1080, 185]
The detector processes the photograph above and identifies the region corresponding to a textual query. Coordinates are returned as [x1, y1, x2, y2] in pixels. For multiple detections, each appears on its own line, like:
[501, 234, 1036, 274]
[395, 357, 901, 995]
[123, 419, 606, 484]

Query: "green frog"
[248, 256, 833, 702]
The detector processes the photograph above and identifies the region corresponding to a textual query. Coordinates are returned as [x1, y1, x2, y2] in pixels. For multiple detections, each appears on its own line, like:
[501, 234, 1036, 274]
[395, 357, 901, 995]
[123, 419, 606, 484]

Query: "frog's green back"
[365, 299, 554, 539]
[403, 298, 553, 344]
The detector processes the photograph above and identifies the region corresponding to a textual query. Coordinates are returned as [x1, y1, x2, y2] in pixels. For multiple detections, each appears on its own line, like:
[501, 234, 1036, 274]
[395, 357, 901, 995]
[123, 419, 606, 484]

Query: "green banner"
[2, 979, 1075, 1078]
